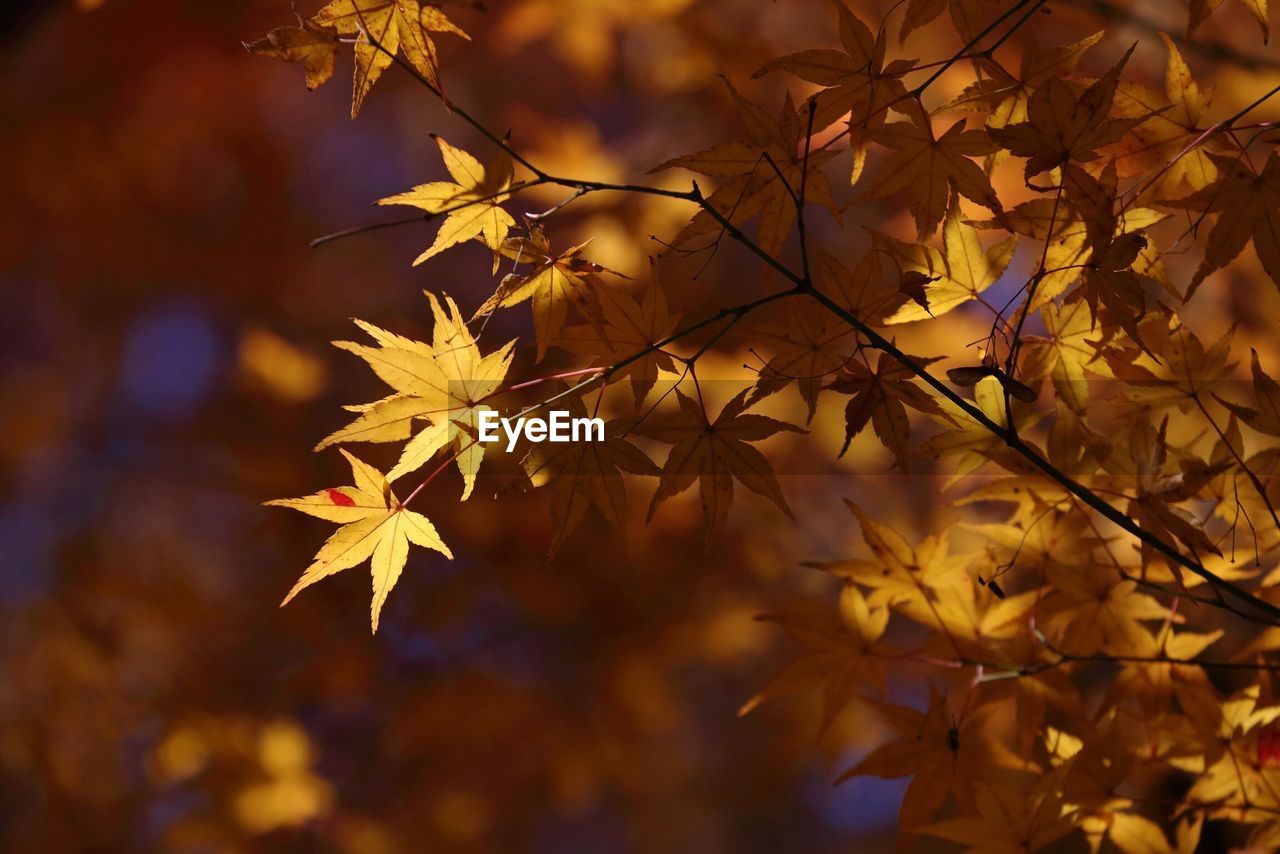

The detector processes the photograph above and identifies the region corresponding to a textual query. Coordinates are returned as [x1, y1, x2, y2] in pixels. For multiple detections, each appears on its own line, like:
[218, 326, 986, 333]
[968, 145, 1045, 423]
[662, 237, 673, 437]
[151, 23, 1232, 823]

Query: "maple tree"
[238, 0, 1280, 847]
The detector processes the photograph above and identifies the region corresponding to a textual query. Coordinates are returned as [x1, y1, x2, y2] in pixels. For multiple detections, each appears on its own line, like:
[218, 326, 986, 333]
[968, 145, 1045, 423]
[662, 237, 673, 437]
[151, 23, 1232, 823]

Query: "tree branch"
[352, 3, 1280, 627]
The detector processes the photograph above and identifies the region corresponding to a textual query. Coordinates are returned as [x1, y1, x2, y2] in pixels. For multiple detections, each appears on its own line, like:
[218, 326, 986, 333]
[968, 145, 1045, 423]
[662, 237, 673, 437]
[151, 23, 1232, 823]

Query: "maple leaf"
[267, 449, 451, 632]
[1188, 0, 1269, 43]
[1095, 416, 1226, 568]
[245, 14, 339, 91]
[826, 350, 947, 466]
[1105, 625, 1223, 716]
[896, 270, 936, 316]
[751, 0, 913, 184]
[897, 0, 992, 44]
[880, 203, 1016, 324]
[1053, 720, 1195, 851]
[909, 564, 1038, 660]
[1106, 34, 1219, 195]
[557, 274, 681, 408]
[639, 389, 804, 546]
[861, 109, 1003, 237]
[520, 397, 658, 557]
[978, 199, 1167, 322]
[813, 502, 969, 609]
[838, 696, 1029, 832]
[812, 246, 904, 321]
[990, 47, 1149, 181]
[914, 376, 1043, 482]
[1163, 150, 1280, 299]
[1043, 568, 1172, 656]
[321, 291, 514, 497]
[311, 0, 468, 117]
[753, 0, 905, 130]
[919, 771, 1075, 853]
[1021, 299, 1113, 412]
[1184, 686, 1280, 820]
[1103, 318, 1234, 413]
[749, 304, 855, 422]
[965, 510, 1110, 576]
[379, 135, 515, 266]
[944, 30, 1104, 132]
[1057, 160, 1169, 347]
[738, 585, 891, 731]
[651, 82, 840, 257]
[474, 226, 614, 362]
[1217, 349, 1280, 435]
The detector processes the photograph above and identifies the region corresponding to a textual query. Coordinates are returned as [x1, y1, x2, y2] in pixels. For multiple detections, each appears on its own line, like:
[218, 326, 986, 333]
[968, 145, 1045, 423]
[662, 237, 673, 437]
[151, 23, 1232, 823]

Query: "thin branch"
[310, 213, 431, 249]
[1002, 181, 1065, 425]
[797, 99, 817, 285]
[311, 180, 542, 248]
[1193, 392, 1280, 530]
[396, 287, 801, 510]
[804, 286, 1280, 626]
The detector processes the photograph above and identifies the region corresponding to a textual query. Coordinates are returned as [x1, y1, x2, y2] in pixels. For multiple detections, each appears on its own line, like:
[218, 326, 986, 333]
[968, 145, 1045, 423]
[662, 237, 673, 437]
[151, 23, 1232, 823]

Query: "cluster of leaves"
[253, 0, 1280, 846]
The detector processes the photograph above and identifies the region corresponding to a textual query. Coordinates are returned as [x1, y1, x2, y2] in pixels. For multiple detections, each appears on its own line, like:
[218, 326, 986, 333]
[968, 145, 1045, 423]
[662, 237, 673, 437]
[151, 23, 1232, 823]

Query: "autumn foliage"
[234, 0, 1280, 847]
[13, 0, 1280, 848]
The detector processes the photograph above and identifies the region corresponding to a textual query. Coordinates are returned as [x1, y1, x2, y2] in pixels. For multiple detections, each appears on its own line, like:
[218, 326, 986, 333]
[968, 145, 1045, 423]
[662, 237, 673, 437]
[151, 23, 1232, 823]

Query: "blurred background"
[3, 0, 1280, 850]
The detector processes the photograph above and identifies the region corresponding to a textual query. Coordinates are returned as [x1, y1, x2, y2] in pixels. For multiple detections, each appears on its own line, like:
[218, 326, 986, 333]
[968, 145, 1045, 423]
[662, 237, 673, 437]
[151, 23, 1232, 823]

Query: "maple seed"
[977, 575, 1006, 599]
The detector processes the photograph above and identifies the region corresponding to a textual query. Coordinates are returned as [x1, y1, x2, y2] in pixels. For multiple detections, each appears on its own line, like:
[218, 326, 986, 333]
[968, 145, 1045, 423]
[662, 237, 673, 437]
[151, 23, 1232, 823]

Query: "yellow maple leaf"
[913, 376, 1043, 483]
[944, 30, 1104, 135]
[1108, 33, 1218, 196]
[244, 15, 340, 91]
[839, 696, 1030, 833]
[919, 771, 1075, 853]
[379, 136, 515, 267]
[1218, 348, 1280, 436]
[321, 292, 514, 498]
[475, 227, 616, 362]
[312, 0, 468, 117]
[861, 109, 1002, 237]
[990, 47, 1147, 181]
[267, 449, 451, 632]
[812, 246, 903, 321]
[815, 501, 969, 611]
[1021, 299, 1113, 412]
[882, 203, 1016, 324]
[1188, 0, 1269, 42]
[738, 584, 892, 730]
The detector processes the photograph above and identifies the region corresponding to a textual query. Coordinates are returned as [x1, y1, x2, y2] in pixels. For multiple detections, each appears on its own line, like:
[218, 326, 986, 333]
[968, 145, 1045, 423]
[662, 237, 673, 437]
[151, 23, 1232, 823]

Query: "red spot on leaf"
[326, 488, 356, 507]
[1259, 725, 1280, 767]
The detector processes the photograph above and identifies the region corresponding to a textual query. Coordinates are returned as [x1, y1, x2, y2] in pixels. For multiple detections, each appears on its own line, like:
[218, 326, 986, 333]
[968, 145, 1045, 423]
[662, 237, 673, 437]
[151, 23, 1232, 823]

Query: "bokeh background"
[3, 0, 1280, 850]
